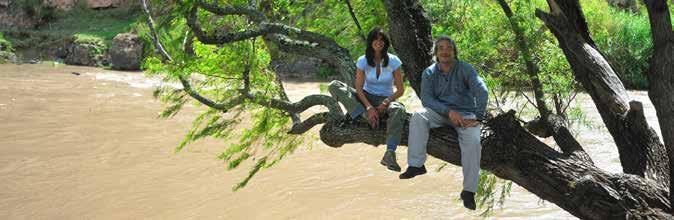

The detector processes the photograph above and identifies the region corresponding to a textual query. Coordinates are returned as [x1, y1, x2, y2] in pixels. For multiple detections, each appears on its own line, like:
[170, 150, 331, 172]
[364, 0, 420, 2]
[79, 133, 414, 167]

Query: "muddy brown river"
[0, 64, 662, 219]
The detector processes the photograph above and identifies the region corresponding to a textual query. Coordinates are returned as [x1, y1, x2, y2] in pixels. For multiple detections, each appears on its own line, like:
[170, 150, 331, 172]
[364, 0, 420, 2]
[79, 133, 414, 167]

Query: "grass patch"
[1, 6, 140, 50]
[38, 6, 141, 44]
[0, 32, 12, 52]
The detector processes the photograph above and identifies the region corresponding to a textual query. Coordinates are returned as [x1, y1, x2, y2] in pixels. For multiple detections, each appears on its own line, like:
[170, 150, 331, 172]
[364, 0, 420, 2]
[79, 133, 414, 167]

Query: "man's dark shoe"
[380, 151, 401, 172]
[460, 190, 476, 210]
[399, 165, 426, 179]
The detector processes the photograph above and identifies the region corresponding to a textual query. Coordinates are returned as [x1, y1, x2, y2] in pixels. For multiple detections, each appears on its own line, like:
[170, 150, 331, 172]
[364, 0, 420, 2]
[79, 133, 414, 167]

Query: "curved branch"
[187, 3, 355, 85]
[196, 0, 265, 22]
[288, 112, 330, 134]
[242, 92, 343, 119]
[185, 6, 279, 44]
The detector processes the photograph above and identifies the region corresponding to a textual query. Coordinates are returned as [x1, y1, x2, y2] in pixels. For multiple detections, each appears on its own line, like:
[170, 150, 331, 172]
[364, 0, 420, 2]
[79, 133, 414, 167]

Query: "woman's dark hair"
[432, 35, 459, 62]
[365, 27, 390, 67]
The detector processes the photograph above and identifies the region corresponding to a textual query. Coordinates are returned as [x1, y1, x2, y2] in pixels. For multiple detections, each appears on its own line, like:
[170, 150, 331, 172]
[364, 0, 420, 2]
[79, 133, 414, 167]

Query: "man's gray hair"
[432, 35, 458, 62]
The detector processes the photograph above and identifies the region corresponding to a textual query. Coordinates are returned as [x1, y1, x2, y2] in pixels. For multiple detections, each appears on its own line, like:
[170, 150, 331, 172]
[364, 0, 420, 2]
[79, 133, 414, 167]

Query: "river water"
[0, 64, 662, 219]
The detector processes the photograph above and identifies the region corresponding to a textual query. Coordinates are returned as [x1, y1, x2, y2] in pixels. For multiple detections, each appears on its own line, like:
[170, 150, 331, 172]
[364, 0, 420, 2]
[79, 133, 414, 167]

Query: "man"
[399, 35, 488, 210]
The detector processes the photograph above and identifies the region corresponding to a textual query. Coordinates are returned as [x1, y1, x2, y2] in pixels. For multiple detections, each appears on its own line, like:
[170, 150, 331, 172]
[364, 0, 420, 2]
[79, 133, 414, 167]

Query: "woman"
[328, 27, 406, 172]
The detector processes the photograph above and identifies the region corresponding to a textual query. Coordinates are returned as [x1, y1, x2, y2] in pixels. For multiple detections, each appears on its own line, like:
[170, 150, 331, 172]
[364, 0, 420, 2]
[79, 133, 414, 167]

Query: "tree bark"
[642, 0, 674, 209]
[319, 112, 671, 219]
[382, 0, 433, 95]
[534, 0, 669, 188]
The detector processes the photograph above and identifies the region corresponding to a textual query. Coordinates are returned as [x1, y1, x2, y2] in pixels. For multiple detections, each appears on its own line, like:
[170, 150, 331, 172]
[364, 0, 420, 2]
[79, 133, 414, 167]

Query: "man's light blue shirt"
[420, 61, 488, 120]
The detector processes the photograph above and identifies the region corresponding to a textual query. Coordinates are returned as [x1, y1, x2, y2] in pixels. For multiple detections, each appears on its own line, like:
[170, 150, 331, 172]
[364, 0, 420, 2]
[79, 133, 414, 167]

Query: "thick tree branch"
[318, 111, 671, 219]
[535, 0, 669, 188]
[643, 0, 674, 208]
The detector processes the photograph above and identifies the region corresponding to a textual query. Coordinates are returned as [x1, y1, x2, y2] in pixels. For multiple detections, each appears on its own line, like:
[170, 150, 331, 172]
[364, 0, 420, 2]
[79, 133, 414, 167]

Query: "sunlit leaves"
[140, 1, 309, 191]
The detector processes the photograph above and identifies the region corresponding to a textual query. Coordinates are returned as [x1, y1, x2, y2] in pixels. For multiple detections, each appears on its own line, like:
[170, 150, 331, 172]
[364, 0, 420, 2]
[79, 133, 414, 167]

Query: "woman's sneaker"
[380, 151, 401, 172]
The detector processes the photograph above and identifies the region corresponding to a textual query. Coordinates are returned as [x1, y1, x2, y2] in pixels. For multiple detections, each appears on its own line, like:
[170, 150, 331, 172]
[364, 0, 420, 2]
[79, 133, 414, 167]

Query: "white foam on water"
[87, 72, 182, 89]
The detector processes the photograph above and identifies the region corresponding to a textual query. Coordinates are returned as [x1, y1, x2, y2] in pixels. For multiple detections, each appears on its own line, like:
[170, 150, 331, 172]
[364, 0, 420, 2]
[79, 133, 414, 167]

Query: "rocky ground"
[0, 0, 143, 69]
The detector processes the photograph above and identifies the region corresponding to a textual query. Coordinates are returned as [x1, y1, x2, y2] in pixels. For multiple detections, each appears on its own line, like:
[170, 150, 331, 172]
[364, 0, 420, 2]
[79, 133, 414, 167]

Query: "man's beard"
[438, 57, 455, 65]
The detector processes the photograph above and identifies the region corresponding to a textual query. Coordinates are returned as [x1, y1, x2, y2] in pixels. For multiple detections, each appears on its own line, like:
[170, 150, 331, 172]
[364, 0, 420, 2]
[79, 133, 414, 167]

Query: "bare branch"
[141, 0, 173, 62]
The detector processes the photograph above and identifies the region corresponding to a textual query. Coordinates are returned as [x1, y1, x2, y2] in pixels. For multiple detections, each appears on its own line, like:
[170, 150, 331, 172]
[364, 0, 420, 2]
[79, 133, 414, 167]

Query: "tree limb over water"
[143, 0, 674, 218]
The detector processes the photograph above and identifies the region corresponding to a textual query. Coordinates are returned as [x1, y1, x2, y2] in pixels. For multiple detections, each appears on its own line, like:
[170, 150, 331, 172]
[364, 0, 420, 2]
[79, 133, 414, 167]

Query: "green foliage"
[585, 2, 652, 89]
[142, 1, 306, 191]
[476, 170, 512, 217]
[263, 0, 388, 59]
[317, 66, 337, 79]
[0, 33, 12, 52]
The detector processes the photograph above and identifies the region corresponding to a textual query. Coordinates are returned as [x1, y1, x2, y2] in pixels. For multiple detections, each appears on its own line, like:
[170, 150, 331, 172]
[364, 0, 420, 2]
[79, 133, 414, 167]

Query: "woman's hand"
[367, 107, 379, 129]
[376, 102, 388, 114]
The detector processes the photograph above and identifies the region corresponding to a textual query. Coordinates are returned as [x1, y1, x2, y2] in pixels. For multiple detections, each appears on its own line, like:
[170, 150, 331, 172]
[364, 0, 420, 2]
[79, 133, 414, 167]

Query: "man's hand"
[367, 107, 379, 129]
[462, 119, 481, 127]
[448, 110, 464, 127]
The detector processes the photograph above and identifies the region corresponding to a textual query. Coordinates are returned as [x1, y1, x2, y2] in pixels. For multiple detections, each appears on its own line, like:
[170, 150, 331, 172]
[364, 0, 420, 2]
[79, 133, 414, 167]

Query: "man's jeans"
[407, 108, 482, 192]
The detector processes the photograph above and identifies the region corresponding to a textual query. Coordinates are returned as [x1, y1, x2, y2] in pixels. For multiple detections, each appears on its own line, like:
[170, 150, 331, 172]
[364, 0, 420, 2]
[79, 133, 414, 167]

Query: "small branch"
[561, 90, 578, 116]
[141, 0, 173, 62]
[498, 0, 550, 119]
[344, 0, 366, 42]
[518, 90, 538, 108]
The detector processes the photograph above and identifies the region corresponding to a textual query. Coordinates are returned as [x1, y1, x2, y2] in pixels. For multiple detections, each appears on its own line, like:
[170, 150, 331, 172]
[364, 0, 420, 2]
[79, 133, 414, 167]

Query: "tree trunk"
[373, 0, 672, 217]
[382, 0, 433, 95]
[642, 0, 674, 210]
[534, 0, 669, 188]
[319, 112, 671, 219]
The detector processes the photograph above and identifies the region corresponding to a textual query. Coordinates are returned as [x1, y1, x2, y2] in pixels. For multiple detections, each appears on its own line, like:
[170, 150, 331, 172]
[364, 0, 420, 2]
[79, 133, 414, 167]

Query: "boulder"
[0, 0, 9, 7]
[0, 50, 16, 63]
[43, 0, 78, 10]
[110, 33, 143, 70]
[64, 39, 108, 66]
[0, 7, 37, 28]
[86, 0, 118, 9]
